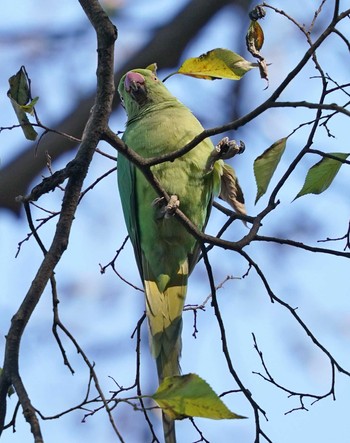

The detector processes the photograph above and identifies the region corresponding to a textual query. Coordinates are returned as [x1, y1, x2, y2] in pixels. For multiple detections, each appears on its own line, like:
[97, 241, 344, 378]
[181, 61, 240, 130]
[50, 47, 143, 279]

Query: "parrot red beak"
[124, 71, 147, 104]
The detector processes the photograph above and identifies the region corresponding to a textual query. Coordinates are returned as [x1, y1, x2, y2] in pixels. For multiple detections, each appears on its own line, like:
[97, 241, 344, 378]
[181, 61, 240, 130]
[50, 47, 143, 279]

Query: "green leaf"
[294, 152, 349, 199]
[253, 137, 288, 204]
[151, 373, 246, 420]
[8, 66, 31, 105]
[21, 96, 39, 115]
[7, 67, 38, 141]
[177, 48, 257, 81]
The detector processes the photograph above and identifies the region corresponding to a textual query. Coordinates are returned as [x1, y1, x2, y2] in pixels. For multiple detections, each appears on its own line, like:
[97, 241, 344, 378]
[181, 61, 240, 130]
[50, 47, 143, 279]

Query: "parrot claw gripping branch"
[117, 66, 246, 442]
[152, 195, 180, 220]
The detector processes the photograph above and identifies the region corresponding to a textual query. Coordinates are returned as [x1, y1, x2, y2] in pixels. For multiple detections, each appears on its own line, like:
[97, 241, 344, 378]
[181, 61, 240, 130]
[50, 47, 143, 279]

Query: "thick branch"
[0, 1, 117, 439]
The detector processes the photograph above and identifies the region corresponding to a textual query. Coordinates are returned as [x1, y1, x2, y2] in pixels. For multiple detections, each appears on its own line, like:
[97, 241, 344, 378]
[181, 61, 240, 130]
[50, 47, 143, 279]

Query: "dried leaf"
[246, 5, 268, 83]
[220, 163, 246, 216]
[249, 5, 266, 21]
[247, 21, 264, 52]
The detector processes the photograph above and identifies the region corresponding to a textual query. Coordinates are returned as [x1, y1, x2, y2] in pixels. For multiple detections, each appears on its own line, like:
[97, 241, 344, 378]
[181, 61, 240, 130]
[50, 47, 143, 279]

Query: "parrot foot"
[153, 195, 180, 219]
[206, 137, 245, 172]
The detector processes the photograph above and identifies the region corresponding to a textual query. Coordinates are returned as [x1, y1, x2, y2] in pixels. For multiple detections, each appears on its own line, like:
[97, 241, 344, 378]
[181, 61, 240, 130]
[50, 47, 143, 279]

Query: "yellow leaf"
[177, 48, 257, 81]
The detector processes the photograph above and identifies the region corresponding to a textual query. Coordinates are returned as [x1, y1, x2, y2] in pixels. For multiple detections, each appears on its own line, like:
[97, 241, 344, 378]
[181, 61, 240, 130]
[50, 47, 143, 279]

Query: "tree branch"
[0, 1, 117, 440]
[201, 245, 271, 443]
[254, 235, 350, 258]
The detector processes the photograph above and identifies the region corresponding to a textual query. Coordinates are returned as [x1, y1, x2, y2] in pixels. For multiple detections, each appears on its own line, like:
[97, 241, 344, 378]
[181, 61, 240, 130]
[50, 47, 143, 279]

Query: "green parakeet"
[117, 67, 245, 442]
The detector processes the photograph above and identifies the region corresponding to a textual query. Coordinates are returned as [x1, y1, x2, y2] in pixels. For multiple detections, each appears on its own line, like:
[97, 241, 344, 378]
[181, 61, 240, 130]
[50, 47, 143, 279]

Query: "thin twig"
[201, 246, 270, 443]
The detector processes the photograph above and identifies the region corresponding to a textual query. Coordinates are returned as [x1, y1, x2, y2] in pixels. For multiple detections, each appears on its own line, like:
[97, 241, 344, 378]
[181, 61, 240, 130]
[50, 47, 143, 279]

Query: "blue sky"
[1, 1, 350, 442]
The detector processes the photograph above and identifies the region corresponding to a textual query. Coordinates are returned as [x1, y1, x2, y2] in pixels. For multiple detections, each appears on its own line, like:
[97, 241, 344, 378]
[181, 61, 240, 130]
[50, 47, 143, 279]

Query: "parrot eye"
[119, 94, 125, 108]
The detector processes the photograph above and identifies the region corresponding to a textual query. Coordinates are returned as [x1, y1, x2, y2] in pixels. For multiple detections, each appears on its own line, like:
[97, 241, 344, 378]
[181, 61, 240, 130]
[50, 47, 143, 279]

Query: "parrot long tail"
[162, 413, 176, 443]
[142, 259, 188, 443]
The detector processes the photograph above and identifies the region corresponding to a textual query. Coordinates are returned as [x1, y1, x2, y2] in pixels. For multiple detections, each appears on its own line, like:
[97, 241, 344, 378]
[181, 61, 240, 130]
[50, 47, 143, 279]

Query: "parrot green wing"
[117, 152, 143, 277]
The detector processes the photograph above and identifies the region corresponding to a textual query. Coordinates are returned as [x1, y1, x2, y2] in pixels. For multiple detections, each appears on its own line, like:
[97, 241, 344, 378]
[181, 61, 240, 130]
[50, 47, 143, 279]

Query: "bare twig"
[201, 246, 271, 443]
[317, 220, 350, 251]
[252, 333, 338, 415]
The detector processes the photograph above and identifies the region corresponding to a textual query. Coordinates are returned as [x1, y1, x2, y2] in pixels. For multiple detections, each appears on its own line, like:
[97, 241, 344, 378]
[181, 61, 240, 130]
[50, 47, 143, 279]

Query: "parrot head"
[118, 68, 177, 120]
[123, 71, 148, 105]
